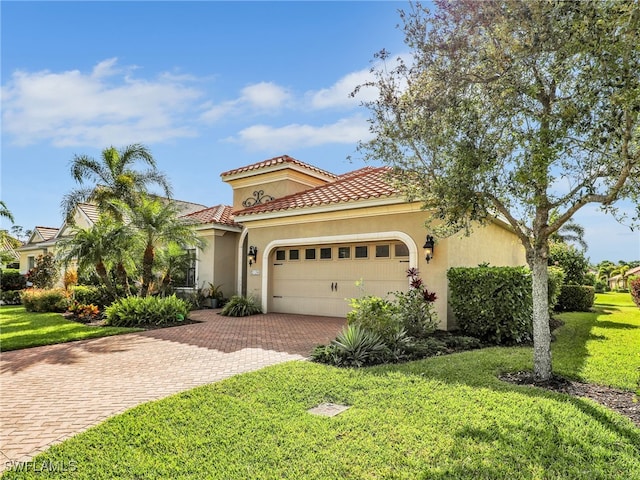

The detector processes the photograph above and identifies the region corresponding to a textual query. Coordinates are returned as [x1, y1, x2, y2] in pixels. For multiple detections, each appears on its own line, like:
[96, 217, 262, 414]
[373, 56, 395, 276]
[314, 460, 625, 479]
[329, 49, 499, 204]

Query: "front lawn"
[2, 293, 638, 479]
[0, 306, 140, 351]
[553, 292, 640, 390]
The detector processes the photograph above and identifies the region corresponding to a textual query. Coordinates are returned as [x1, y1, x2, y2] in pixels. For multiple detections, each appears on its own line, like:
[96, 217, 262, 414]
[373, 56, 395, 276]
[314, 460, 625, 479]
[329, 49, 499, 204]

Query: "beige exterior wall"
[224, 169, 331, 211]
[238, 201, 526, 328]
[195, 227, 239, 300]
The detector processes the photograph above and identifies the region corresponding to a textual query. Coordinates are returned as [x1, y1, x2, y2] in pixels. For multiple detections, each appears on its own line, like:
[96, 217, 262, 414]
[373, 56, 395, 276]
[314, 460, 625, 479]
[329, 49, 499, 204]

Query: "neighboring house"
[17, 199, 209, 285]
[608, 265, 640, 290]
[17, 226, 60, 274]
[17, 155, 527, 328]
[0, 235, 21, 269]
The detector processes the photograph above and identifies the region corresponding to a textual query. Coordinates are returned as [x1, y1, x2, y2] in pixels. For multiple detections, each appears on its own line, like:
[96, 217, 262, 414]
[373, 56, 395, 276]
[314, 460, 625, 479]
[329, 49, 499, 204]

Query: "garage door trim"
[261, 231, 418, 313]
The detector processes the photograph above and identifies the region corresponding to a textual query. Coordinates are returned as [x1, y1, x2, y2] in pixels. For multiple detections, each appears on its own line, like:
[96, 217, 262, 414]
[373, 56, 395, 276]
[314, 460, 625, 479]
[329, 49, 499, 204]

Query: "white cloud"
[1, 58, 202, 147]
[309, 68, 378, 109]
[201, 81, 291, 123]
[230, 115, 372, 151]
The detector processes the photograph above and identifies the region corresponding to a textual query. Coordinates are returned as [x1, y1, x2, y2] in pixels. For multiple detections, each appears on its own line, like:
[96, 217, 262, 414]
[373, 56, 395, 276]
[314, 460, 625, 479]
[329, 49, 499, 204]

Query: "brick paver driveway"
[0, 311, 345, 470]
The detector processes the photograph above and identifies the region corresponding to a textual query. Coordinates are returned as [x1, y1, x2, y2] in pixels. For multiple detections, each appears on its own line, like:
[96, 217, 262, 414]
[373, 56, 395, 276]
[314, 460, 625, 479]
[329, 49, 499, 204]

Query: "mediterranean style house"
[18, 155, 527, 329]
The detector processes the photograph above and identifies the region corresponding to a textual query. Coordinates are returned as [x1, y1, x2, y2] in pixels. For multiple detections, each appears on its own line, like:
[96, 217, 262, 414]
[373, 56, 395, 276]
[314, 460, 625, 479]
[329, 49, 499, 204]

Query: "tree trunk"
[141, 245, 154, 297]
[116, 262, 131, 297]
[531, 250, 552, 382]
[96, 261, 116, 299]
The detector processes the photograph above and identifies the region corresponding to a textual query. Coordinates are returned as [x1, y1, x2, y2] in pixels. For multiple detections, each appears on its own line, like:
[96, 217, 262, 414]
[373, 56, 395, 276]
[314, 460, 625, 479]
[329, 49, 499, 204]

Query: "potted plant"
[205, 283, 224, 308]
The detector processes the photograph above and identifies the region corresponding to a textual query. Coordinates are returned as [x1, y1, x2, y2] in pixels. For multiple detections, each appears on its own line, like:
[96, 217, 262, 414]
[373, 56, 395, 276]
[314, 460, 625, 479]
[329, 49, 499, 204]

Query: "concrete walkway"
[0, 311, 345, 470]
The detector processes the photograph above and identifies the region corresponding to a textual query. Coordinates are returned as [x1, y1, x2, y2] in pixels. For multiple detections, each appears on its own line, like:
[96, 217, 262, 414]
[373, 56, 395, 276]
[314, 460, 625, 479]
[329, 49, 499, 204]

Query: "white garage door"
[270, 241, 411, 317]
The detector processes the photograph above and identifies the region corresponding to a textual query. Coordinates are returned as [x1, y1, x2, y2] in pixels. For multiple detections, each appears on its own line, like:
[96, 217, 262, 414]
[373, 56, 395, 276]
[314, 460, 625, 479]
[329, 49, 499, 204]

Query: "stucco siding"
[240, 205, 526, 328]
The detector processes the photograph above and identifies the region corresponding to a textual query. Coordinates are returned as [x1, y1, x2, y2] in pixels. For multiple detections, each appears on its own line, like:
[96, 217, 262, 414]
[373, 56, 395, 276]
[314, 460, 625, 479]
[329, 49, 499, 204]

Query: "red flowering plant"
[392, 268, 439, 338]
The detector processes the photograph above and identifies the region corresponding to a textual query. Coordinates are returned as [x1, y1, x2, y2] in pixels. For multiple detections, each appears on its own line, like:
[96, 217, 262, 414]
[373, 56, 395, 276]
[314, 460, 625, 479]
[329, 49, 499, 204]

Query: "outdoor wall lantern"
[423, 235, 435, 263]
[248, 246, 258, 266]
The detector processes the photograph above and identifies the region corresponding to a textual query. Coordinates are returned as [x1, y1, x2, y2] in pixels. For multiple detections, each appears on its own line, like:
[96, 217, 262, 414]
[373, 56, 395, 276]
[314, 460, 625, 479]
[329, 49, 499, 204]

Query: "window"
[375, 245, 390, 258]
[276, 250, 286, 261]
[289, 249, 299, 260]
[395, 243, 409, 257]
[27, 256, 35, 271]
[305, 248, 316, 260]
[355, 246, 368, 258]
[174, 249, 196, 288]
[320, 247, 332, 259]
[338, 246, 351, 259]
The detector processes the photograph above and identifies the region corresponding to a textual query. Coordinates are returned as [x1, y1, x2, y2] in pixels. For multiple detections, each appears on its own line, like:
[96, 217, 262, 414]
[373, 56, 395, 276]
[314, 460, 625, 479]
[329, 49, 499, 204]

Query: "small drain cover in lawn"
[307, 403, 350, 417]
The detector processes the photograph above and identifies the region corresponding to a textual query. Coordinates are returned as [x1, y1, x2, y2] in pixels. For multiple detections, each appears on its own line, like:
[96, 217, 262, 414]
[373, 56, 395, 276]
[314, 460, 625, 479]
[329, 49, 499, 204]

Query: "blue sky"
[1, 1, 638, 264]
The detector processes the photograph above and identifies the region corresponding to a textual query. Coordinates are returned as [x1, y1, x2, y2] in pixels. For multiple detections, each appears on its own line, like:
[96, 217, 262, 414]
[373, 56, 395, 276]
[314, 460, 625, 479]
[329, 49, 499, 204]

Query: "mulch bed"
[500, 371, 640, 428]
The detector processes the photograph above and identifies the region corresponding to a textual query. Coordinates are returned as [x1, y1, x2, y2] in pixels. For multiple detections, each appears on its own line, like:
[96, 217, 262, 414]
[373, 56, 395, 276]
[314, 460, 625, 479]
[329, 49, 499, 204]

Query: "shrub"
[1, 269, 26, 291]
[1, 290, 22, 305]
[105, 295, 189, 327]
[631, 278, 640, 308]
[220, 295, 262, 317]
[555, 285, 595, 312]
[447, 266, 568, 345]
[392, 268, 439, 338]
[63, 269, 78, 290]
[21, 289, 70, 313]
[26, 253, 59, 289]
[70, 285, 113, 308]
[594, 280, 607, 294]
[548, 242, 589, 284]
[447, 266, 533, 344]
[330, 324, 388, 367]
[346, 295, 400, 343]
[67, 301, 101, 323]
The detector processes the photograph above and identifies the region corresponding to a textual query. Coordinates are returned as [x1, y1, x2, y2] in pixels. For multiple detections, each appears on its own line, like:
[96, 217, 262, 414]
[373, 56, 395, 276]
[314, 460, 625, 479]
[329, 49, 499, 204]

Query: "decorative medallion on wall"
[242, 190, 275, 207]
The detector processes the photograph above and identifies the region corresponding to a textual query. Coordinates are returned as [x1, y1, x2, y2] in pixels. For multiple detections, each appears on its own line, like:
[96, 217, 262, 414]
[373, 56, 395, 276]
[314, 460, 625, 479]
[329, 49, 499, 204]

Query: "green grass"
[2, 294, 639, 479]
[0, 306, 140, 351]
[553, 292, 640, 390]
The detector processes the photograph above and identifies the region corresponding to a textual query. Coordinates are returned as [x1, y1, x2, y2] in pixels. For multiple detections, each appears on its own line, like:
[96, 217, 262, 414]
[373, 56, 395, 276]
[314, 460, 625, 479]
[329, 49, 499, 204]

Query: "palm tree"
[0, 201, 14, 223]
[130, 197, 203, 297]
[57, 217, 137, 298]
[549, 210, 588, 251]
[61, 144, 172, 224]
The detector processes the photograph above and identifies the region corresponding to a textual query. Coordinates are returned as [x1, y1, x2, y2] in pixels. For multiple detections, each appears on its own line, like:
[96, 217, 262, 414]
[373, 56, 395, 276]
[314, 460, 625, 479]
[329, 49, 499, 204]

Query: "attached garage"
[265, 235, 418, 317]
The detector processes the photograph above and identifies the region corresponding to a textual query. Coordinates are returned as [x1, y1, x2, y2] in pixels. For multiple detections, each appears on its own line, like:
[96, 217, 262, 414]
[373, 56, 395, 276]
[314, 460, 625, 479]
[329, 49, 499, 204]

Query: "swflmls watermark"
[4, 459, 78, 473]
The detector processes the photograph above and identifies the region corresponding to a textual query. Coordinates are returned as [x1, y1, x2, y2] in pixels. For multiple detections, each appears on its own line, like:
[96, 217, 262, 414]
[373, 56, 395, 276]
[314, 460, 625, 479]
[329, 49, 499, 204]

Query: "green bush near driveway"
[220, 295, 262, 317]
[0, 306, 138, 351]
[105, 294, 189, 327]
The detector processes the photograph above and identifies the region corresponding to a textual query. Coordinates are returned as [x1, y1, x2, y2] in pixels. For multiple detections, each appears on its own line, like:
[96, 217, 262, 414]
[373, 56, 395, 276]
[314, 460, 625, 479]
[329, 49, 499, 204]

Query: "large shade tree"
[61, 144, 172, 224]
[358, 0, 639, 380]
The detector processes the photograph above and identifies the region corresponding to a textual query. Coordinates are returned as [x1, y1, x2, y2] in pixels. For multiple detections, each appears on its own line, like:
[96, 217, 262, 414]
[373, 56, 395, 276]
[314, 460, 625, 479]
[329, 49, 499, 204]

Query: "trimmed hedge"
[1, 269, 26, 291]
[555, 285, 595, 312]
[631, 278, 640, 308]
[21, 289, 70, 313]
[447, 266, 564, 345]
[105, 295, 189, 327]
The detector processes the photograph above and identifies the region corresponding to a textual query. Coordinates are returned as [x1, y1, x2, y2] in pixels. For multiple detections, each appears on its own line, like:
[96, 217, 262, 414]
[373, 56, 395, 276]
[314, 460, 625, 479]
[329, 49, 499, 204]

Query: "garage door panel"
[270, 243, 410, 317]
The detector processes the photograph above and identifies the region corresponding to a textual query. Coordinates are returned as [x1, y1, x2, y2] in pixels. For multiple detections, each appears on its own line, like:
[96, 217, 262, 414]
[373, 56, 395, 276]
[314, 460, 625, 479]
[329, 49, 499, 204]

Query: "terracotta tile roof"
[182, 205, 240, 227]
[234, 166, 397, 216]
[34, 226, 59, 241]
[221, 155, 337, 179]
